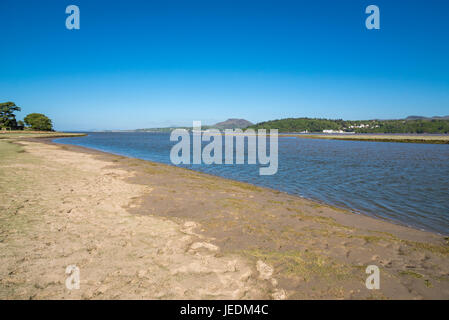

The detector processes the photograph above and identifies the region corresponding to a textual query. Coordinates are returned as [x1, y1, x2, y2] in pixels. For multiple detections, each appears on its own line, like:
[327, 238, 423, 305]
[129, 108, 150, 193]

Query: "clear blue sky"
[1, 0, 448, 130]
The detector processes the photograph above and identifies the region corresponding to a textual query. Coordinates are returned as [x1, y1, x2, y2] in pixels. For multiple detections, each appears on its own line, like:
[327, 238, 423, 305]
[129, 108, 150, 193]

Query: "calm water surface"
[55, 132, 449, 235]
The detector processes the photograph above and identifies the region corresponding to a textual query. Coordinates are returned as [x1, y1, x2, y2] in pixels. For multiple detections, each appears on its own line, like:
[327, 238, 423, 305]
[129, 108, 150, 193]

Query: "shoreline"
[41, 137, 449, 242]
[0, 131, 86, 140]
[280, 133, 449, 144]
[82, 131, 449, 144]
[51, 136, 446, 237]
[1, 137, 448, 299]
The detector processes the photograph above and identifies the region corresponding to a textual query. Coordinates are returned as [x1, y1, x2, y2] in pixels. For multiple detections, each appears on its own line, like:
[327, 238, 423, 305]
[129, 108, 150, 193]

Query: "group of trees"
[249, 118, 343, 133]
[352, 119, 449, 134]
[0, 102, 53, 131]
[249, 117, 449, 134]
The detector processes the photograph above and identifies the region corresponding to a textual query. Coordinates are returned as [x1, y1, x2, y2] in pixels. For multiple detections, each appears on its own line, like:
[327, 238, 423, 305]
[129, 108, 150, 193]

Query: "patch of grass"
[0, 132, 86, 139]
[362, 235, 387, 244]
[144, 167, 162, 175]
[403, 240, 449, 256]
[229, 181, 262, 192]
[267, 200, 284, 205]
[0, 141, 48, 236]
[323, 226, 448, 256]
[218, 198, 249, 210]
[0, 140, 24, 162]
[244, 249, 353, 282]
[399, 270, 423, 279]
[289, 210, 355, 231]
[293, 134, 449, 145]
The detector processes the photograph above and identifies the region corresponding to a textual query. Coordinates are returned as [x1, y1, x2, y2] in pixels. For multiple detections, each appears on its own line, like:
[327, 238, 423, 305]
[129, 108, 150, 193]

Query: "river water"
[54, 132, 449, 235]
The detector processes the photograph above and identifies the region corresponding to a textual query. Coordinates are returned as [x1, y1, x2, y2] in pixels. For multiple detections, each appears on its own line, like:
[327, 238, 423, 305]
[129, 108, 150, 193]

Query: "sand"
[0, 138, 448, 299]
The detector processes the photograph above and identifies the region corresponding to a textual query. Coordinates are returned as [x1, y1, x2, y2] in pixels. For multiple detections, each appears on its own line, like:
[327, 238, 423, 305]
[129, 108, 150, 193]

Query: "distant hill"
[132, 116, 449, 134]
[132, 118, 253, 132]
[248, 117, 449, 134]
[134, 127, 186, 133]
[406, 115, 449, 120]
[213, 118, 253, 130]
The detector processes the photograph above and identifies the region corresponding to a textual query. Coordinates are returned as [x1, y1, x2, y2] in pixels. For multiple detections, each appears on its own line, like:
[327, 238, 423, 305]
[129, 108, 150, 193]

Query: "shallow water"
[55, 132, 449, 235]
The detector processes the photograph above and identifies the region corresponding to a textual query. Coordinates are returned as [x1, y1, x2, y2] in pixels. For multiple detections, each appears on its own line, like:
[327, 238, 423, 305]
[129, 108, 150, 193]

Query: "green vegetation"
[399, 270, 423, 279]
[0, 132, 85, 140]
[1, 101, 54, 131]
[250, 118, 343, 133]
[0, 140, 24, 161]
[0, 102, 21, 129]
[24, 113, 53, 131]
[291, 134, 449, 144]
[245, 249, 353, 281]
[249, 117, 449, 134]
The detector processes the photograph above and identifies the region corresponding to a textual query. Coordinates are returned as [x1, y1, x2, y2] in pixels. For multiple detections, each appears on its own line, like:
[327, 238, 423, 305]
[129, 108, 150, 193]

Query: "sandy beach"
[0, 136, 448, 299]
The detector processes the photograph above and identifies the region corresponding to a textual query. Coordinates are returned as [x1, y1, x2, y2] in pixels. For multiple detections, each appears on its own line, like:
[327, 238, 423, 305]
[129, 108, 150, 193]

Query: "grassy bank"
[0, 131, 86, 140]
[281, 134, 449, 144]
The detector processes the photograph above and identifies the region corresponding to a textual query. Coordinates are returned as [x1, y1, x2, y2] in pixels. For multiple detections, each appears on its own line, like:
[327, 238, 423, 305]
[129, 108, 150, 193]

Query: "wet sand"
[0, 138, 448, 299]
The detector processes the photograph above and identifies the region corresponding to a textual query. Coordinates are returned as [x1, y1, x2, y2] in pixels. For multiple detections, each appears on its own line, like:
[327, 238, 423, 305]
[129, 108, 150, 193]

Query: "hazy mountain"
[130, 118, 253, 132]
[213, 118, 253, 130]
[406, 115, 449, 120]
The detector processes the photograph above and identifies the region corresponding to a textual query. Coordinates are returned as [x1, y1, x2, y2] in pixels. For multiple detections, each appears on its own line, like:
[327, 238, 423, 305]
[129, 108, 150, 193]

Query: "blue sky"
[1, 0, 448, 130]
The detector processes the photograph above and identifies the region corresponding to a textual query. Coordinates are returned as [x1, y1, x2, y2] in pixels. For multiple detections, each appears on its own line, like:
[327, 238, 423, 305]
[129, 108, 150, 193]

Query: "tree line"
[0, 102, 53, 131]
[248, 117, 449, 134]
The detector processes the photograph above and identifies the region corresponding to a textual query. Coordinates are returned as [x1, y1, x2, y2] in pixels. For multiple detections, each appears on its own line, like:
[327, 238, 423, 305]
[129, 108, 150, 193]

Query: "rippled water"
[54, 132, 449, 235]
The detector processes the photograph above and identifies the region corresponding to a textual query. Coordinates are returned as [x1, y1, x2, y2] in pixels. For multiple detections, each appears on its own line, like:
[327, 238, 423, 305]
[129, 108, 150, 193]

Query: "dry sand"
[0, 139, 448, 299]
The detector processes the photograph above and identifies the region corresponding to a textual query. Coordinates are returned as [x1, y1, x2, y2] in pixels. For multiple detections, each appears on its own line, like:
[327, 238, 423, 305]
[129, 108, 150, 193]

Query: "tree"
[17, 120, 25, 130]
[24, 113, 53, 131]
[0, 102, 21, 129]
